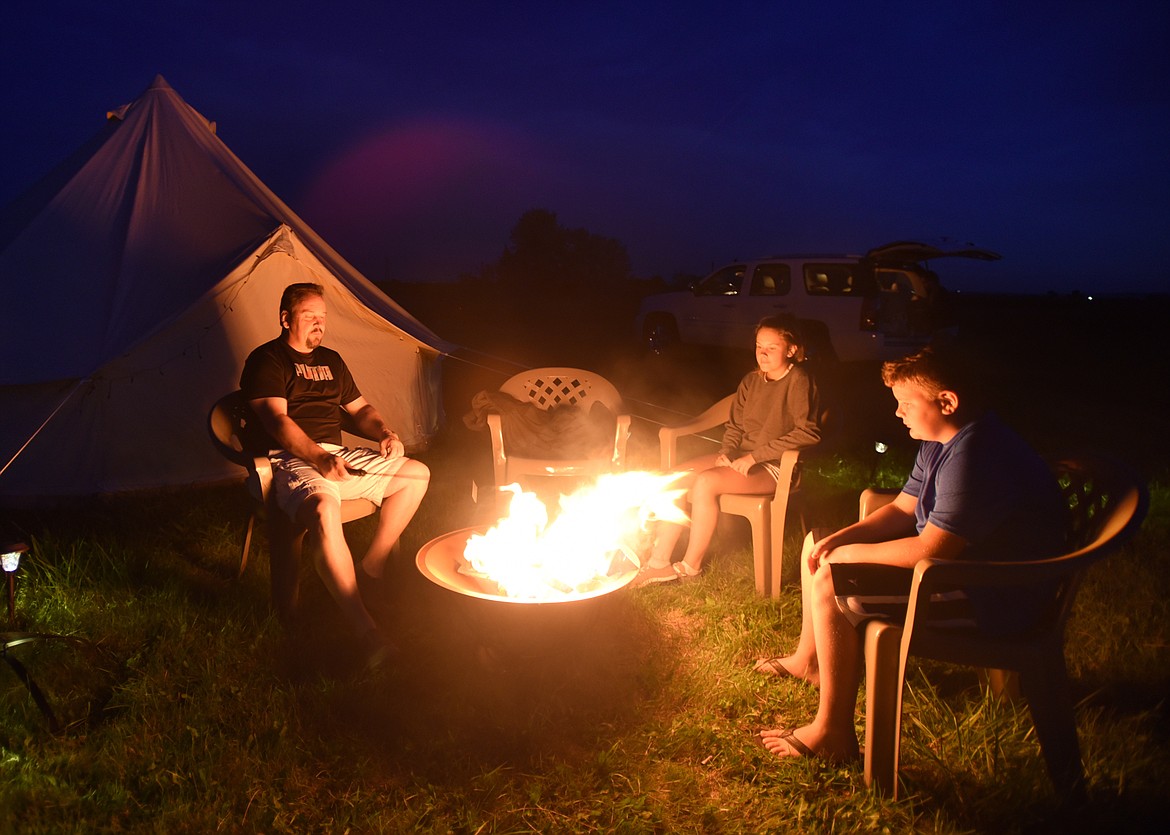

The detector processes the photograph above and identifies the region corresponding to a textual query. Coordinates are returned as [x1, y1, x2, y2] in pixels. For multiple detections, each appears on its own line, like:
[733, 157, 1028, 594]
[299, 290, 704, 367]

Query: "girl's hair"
[279, 283, 325, 319]
[756, 314, 805, 362]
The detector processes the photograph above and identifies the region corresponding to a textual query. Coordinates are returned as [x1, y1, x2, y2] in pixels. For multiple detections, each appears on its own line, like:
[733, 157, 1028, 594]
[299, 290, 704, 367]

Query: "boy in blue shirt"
[756, 344, 1064, 762]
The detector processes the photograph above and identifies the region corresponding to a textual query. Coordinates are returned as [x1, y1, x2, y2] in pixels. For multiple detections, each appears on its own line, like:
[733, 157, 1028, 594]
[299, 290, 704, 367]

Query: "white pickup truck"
[635, 241, 999, 362]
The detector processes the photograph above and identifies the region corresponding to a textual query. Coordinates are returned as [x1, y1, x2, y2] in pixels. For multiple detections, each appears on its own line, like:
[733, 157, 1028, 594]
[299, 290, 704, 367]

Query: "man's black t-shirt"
[240, 338, 361, 445]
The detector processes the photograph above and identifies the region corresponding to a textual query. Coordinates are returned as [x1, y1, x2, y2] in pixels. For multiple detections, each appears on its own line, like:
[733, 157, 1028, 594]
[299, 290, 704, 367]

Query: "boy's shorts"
[268, 444, 410, 520]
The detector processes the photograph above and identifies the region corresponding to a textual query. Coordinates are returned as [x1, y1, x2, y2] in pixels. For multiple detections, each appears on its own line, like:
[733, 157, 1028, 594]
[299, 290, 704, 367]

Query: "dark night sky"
[3, 1, 1168, 294]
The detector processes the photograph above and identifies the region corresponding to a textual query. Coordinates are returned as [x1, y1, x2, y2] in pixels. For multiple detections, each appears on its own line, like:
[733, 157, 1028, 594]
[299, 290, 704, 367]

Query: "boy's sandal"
[753, 657, 793, 678]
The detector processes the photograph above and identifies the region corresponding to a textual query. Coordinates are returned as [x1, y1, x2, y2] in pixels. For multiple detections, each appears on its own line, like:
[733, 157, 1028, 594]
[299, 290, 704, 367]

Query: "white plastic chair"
[658, 393, 810, 598]
[207, 391, 377, 620]
[486, 367, 632, 489]
[853, 455, 1148, 801]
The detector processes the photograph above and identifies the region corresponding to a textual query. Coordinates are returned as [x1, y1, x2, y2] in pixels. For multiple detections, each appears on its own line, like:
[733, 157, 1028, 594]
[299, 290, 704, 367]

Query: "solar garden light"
[870, 440, 889, 482]
[3, 541, 26, 627]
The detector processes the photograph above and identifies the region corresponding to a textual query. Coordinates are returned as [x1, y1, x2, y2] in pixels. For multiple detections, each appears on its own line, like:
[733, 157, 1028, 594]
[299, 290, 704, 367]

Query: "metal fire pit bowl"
[415, 526, 639, 605]
[414, 527, 647, 723]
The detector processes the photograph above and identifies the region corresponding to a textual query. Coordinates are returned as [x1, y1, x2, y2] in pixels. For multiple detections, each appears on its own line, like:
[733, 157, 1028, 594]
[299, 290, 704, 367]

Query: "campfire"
[416, 471, 688, 603]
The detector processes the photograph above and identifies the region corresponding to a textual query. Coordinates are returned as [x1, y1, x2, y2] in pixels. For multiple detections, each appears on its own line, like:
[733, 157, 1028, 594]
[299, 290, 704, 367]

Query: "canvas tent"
[0, 75, 454, 502]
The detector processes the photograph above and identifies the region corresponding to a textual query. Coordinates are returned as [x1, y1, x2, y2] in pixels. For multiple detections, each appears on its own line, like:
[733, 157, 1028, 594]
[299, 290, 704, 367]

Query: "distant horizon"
[373, 270, 1170, 300]
[5, 3, 1168, 297]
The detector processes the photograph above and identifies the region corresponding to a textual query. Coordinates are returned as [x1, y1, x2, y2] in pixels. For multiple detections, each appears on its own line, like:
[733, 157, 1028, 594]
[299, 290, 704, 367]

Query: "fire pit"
[414, 526, 634, 680]
[415, 472, 687, 606]
[416, 526, 639, 605]
[413, 517, 663, 730]
[414, 473, 688, 668]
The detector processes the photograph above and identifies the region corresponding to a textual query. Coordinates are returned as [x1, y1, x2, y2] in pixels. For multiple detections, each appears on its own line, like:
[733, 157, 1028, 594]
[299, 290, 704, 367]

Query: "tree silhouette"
[495, 209, 631, 291]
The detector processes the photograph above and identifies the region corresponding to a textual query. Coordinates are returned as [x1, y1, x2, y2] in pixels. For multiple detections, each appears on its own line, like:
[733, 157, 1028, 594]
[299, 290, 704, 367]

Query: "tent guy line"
[0, 380, 89, 480]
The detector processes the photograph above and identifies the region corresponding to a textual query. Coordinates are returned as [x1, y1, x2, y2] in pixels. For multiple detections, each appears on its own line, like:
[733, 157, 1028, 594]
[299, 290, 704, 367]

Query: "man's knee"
[387, 459, 429, 499]
[296, 492, 342, 532]
[409, 459, 431, 484]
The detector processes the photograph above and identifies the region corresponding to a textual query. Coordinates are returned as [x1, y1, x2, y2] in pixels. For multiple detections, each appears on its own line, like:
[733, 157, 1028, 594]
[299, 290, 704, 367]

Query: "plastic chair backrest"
[499, 368, 624, 413]
[208, 391, 266, 468]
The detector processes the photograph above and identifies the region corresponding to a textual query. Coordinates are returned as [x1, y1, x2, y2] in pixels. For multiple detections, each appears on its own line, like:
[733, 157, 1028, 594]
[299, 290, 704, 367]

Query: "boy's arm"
[810, 492, 969, 571]
[827, 524, 968, 570]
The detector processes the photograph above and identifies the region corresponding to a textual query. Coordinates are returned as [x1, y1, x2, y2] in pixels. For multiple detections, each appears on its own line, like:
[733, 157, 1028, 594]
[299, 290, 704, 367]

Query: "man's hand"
[379, 429, 404, 459]
[315, 451, 351, 481]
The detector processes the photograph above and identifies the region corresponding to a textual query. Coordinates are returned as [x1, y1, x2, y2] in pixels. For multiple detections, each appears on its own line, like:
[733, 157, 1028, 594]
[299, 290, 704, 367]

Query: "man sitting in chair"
[755, 342, 1065, 762]
[240, 282, 429, 666]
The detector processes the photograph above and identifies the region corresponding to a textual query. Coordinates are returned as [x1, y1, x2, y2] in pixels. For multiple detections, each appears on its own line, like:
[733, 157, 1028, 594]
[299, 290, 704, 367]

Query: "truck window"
[694, 265, 745, 296]
[749, 263, 790, 296]
[804, 263, 876, 296]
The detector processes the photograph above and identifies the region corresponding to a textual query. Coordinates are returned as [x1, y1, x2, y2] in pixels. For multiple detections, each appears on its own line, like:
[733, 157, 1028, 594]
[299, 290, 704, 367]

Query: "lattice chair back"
[487, 367, 632, 492]
[500, 369, 624, 413]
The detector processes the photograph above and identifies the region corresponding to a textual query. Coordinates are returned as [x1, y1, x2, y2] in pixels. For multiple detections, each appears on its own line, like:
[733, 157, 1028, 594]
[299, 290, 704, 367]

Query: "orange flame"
[461, 471, 689, 600]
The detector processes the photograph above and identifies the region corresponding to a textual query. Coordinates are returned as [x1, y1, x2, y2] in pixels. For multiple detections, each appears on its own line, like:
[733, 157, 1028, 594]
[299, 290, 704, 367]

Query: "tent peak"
[106, 75, 215, 134]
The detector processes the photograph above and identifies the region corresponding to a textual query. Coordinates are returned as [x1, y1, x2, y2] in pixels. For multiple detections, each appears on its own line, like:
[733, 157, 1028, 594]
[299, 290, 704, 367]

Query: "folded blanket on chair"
[463, 390, 616, 459]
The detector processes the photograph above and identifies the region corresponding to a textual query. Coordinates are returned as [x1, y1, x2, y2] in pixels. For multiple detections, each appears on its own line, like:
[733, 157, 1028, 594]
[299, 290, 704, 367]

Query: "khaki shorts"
[269, 444, 410, 519]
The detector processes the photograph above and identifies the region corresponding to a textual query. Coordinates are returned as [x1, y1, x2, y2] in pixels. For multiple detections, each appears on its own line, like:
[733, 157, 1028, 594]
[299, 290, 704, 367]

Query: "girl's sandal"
[632, 563, 680, 586]
[672, 561, 702, 581]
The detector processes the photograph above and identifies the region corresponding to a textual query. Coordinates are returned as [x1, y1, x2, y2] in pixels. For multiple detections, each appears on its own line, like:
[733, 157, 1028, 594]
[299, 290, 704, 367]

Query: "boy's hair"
[279, 283, 325, 321]
[756, 314, 806, 361]
[881, 342, 985, 408]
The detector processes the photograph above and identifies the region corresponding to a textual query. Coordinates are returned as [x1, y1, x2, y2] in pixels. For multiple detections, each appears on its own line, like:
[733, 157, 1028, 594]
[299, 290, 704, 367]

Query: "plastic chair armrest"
[249, 454, 273, 503]
[486, 413, 507, 486]
[859, 488, 900, 520]
[659, 395, 734, 469]
[910, 554, 1087, 596]
[772, 448, 800, 501]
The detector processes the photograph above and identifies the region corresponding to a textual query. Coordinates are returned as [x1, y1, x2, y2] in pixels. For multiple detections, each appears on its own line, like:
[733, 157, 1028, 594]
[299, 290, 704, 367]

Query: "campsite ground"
[3, 283, 1169, 832]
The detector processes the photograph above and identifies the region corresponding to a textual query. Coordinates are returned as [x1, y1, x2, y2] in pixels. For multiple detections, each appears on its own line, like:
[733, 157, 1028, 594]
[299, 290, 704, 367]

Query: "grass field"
[2, 287, 1168, 832]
